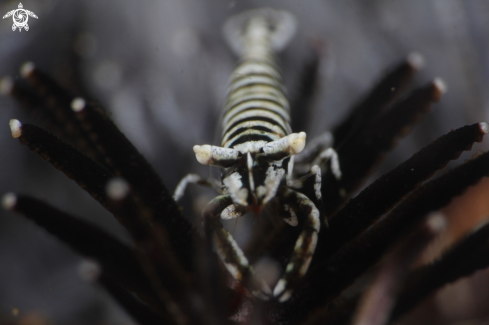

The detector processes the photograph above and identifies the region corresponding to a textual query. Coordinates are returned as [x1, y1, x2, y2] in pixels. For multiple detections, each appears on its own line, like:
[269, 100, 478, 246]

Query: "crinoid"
[2, 6, 489, 325]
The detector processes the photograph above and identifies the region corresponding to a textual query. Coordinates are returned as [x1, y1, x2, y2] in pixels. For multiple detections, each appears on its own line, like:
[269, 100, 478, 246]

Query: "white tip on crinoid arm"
[71, 97, 86, 112]
[9, 119, 22, 138]
[407, 52, 425, 70]
[433, 77, 447, 94]
[20, 62, 35, 78]
[479, 122, 489, 135]
[2, 193, 17, 210]
[106, 178, 129, 200]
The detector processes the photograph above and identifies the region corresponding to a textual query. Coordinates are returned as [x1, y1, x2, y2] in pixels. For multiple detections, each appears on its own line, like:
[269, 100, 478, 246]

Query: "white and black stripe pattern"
[188, 8, 340, 302]
[221, 51, 292, 153]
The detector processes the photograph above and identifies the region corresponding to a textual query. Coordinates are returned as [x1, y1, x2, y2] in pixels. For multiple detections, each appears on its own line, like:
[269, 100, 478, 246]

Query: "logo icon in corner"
[3, 3, 38, 32]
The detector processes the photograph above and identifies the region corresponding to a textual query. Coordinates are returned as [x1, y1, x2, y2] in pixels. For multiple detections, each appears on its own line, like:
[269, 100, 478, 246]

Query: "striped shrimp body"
[185, 8, 341, 302]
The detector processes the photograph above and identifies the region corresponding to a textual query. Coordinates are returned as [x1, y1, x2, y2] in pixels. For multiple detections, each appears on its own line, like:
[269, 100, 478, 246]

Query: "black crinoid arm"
[2, 40, 489, 325]
[3, 53, 489, 325]
[251, 53, 489, 324]
[1, 64, 233, 325]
